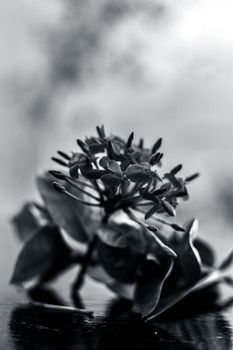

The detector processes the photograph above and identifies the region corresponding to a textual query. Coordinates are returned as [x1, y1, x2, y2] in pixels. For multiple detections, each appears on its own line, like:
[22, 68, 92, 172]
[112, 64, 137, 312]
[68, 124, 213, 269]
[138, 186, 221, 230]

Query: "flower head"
[10, 126, 233, 320]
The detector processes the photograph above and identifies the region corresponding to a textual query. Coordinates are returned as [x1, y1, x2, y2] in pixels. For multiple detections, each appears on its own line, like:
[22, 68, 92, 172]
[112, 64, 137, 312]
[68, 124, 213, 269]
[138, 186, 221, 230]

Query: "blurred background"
[1, 0, 233, 255]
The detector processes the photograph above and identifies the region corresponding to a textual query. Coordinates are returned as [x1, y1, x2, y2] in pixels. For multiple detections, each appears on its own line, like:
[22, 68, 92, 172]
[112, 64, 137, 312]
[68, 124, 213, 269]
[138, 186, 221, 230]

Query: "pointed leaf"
[10, 226, 71, 285]
[171, 218, 201, 289]
[134, 228, 176, 317]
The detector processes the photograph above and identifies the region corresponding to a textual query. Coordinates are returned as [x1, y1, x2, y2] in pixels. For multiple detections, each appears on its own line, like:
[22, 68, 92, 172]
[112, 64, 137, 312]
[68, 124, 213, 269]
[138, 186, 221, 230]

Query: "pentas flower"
[11, 126, 233, 321]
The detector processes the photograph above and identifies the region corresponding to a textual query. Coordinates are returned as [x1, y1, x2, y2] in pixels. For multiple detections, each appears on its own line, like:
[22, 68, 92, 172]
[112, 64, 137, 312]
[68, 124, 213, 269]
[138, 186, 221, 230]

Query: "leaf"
[37, 173, 95, 243]
[101, 173, 122, 186]
[133, 228, 176, 317]
[193, 238, 215, 266]
[146, 249, 233, 321]
[134, 258, 174, 318]
[10, 226, 71, 285]
[170, 218, 202, 289]
[108, 160, 122, 175]
[11, 202, 50, 242]
[180, 219, 201, 275]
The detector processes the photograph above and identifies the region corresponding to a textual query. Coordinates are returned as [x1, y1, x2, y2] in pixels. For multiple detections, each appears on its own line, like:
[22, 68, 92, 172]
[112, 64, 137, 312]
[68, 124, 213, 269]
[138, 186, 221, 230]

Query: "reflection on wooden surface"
[8, 286, 233, 350]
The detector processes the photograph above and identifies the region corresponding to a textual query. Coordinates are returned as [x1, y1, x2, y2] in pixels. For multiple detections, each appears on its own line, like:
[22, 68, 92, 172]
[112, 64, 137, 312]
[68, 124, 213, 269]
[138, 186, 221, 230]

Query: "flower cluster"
[11, 126, 233, 320]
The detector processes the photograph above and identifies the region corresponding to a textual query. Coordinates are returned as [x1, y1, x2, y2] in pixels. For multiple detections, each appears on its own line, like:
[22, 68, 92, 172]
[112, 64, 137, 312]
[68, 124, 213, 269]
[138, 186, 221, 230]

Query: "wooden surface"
[0, 219, 233, 350]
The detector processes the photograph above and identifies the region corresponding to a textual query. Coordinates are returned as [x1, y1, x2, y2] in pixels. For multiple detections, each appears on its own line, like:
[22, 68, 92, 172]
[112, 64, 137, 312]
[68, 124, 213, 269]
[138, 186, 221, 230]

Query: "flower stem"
[66, 177, 101, 202]
[71, 235, 98, 293]
[63, 189, 102, 207]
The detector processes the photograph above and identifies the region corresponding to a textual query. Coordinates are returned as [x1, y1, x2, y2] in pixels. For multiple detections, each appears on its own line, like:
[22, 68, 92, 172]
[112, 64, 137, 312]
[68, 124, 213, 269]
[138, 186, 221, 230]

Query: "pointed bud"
[77, 139, 89, 154]
[147, 225, 158, 232]
[161, 199, 176, 216]
[48, 170, 67, 180]
[150, 152, 163, 166]
[185, 172, 200, 182]
[171, 223, 185, 232]
[170, 164, 182, 175]
[151, 137, 162, 154]
[51, 157, 68, 167]
[138, 138, 144, 149]
[126, 132, 134, 149]
[57, 150, 71, 160]
[53, 182, 66, 193]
